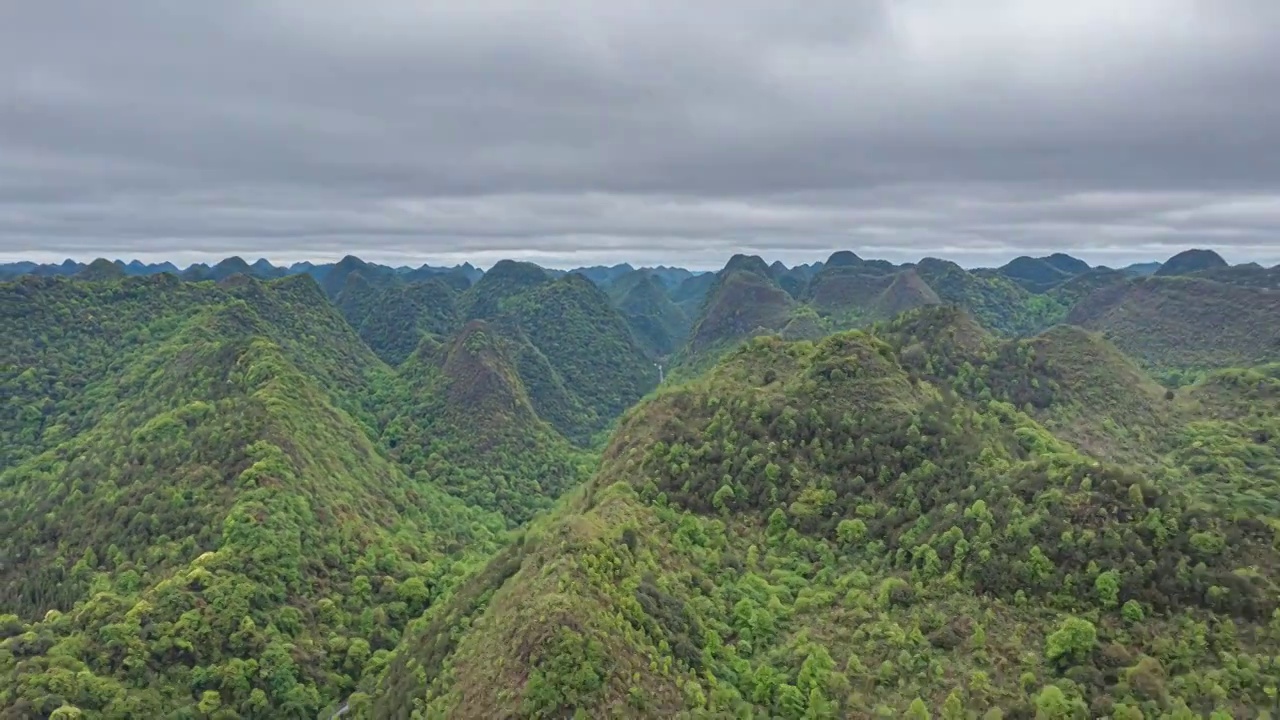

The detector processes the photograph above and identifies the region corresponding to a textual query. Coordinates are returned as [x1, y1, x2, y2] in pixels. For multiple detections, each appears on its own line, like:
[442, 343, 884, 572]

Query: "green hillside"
[5, 248, 1278, 719]
[1154, 249, 1228, 277]
[460, 260, 551, 321]
[609, 270, 692, 358]
[995, 256, 1072, 293]
[495, 274, 659, 441]
[337, 275, 461, 366]
[1067, 276, 1280, 377]
[0, 278, 506, 718]
[383, 322, 592, 526]
[804, 264, 897, 315]
[913, 258, 1067, 336]
[680, 267, 800, 371]
[1190, 263, 1280, 290]
[367, 323, 1280, 719]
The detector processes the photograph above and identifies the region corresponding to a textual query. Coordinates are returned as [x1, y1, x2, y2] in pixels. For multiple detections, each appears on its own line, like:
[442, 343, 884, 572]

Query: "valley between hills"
[3, 247, 1280, 718]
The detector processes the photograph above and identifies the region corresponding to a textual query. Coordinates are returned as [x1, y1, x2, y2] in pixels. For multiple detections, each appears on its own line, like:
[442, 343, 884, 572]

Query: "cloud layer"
[3, 0, 1280, 268]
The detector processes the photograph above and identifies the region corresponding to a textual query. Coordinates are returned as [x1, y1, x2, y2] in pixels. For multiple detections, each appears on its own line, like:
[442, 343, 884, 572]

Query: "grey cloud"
[2, 0, 1280, 269]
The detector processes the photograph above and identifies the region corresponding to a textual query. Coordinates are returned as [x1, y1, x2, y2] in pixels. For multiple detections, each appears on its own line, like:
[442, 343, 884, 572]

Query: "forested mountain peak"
[436, 320, 537, 421]
[611, 270, 692, 358]
[1067, 275, 1280, 375]
[803, 262, 898, 314]
[373, 311, 1280, 717]
[1, 275, 507, 716]
[872, 267, 942, 318]
[75, 258, 127, 281]
[213, 255, 254, 276]
[997, 256, 1074, 292]
[825, 249, 863, 267]
[1043, 252, 1091, 275]
[686, 263, 796, 356]
[461, 259, 551, 320]
[1154, 248, 1228, 276]
[722, 253, 774, 279]
[4, 245, 1279, 718]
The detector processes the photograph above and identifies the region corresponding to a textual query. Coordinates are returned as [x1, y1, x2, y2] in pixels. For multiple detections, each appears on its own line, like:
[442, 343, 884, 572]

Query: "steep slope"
[877, 306, 1222, 464]
[869, 268, 942, 319]
[1153, 249, 1228, 277]
[357, 279, 460, 366]
[385, 322, 590, 525]
[317, 255, 398, 299]
[914, 257, 1067, 335]
[1047, 266, 1128, 307]
[803, 264, 896, 315]
[1191, 263, 1280, 289]
[721, 253, 774, 279]
[1, 273, 389, 471]
[996, 256, 1072, 293]
[369, 329, 1280, 718]
[824, 250, 862, 267]
[336, 275, 461, 366]
[609, 270, 692, 358]
[459, 259, 551, 320]
[571, 263, 635, 288]
[75, 258, 127, 281]
[644, 266, 695, 290]
[496, 274, 658, 439]
[1042, 253, 1091, 276]
[0, 292, 505, 718]
[684, 267, 797, 358]
[669, 272, 717, 316]
[1067, 276, 1280, 374]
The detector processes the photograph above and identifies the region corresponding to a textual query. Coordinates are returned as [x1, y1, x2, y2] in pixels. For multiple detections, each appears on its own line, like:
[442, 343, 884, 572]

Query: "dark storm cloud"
[3, 0, 1280, 269]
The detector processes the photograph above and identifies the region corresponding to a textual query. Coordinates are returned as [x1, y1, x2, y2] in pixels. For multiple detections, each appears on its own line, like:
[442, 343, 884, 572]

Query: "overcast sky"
[3, 1, 1280, 269]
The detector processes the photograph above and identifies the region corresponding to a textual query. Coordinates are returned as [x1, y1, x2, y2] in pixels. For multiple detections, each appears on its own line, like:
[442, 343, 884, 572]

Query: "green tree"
[1045, 617, 1096, 666]
[941, 690, 965, 720]
[906, 697, 931, 720]
[712, 483, 735, 512]
[1094, 570, 1120, 608]
[1122, 600, 1144, 623]
[836, 518, 867, 546]
[768, 508, 789, 537]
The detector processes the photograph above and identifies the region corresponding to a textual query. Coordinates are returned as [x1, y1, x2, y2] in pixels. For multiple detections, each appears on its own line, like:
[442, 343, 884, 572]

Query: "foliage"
[1067, 276, 1280, 373]
[0, 276, 507, 717]
[384, 321, 594, 525]
[366, 321, 1280, 718]
[5, 250, 1280, 719]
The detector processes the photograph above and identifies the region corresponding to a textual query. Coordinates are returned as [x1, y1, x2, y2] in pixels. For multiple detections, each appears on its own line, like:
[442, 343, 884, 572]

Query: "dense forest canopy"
[3, 247, 1279, 718]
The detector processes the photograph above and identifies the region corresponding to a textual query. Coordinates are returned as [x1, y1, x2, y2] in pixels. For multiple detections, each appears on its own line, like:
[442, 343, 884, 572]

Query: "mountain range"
[2, 246, 1278, 718]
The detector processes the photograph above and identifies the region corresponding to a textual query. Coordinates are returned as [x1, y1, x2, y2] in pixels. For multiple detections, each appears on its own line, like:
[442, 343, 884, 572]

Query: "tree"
[712, 484, 735, 512]
[197, 690, 222, 716]
[1045, 617, 1096, 666]
[836, 518, 867, 546]
[768, 508, 789, 537]
[906, 697, 931, 720]
[1094, 570, 1120, 608]
[778, 683, 806, 720]
[1122, 600, 1144, 623]
[1034, 685, 1077, 719]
